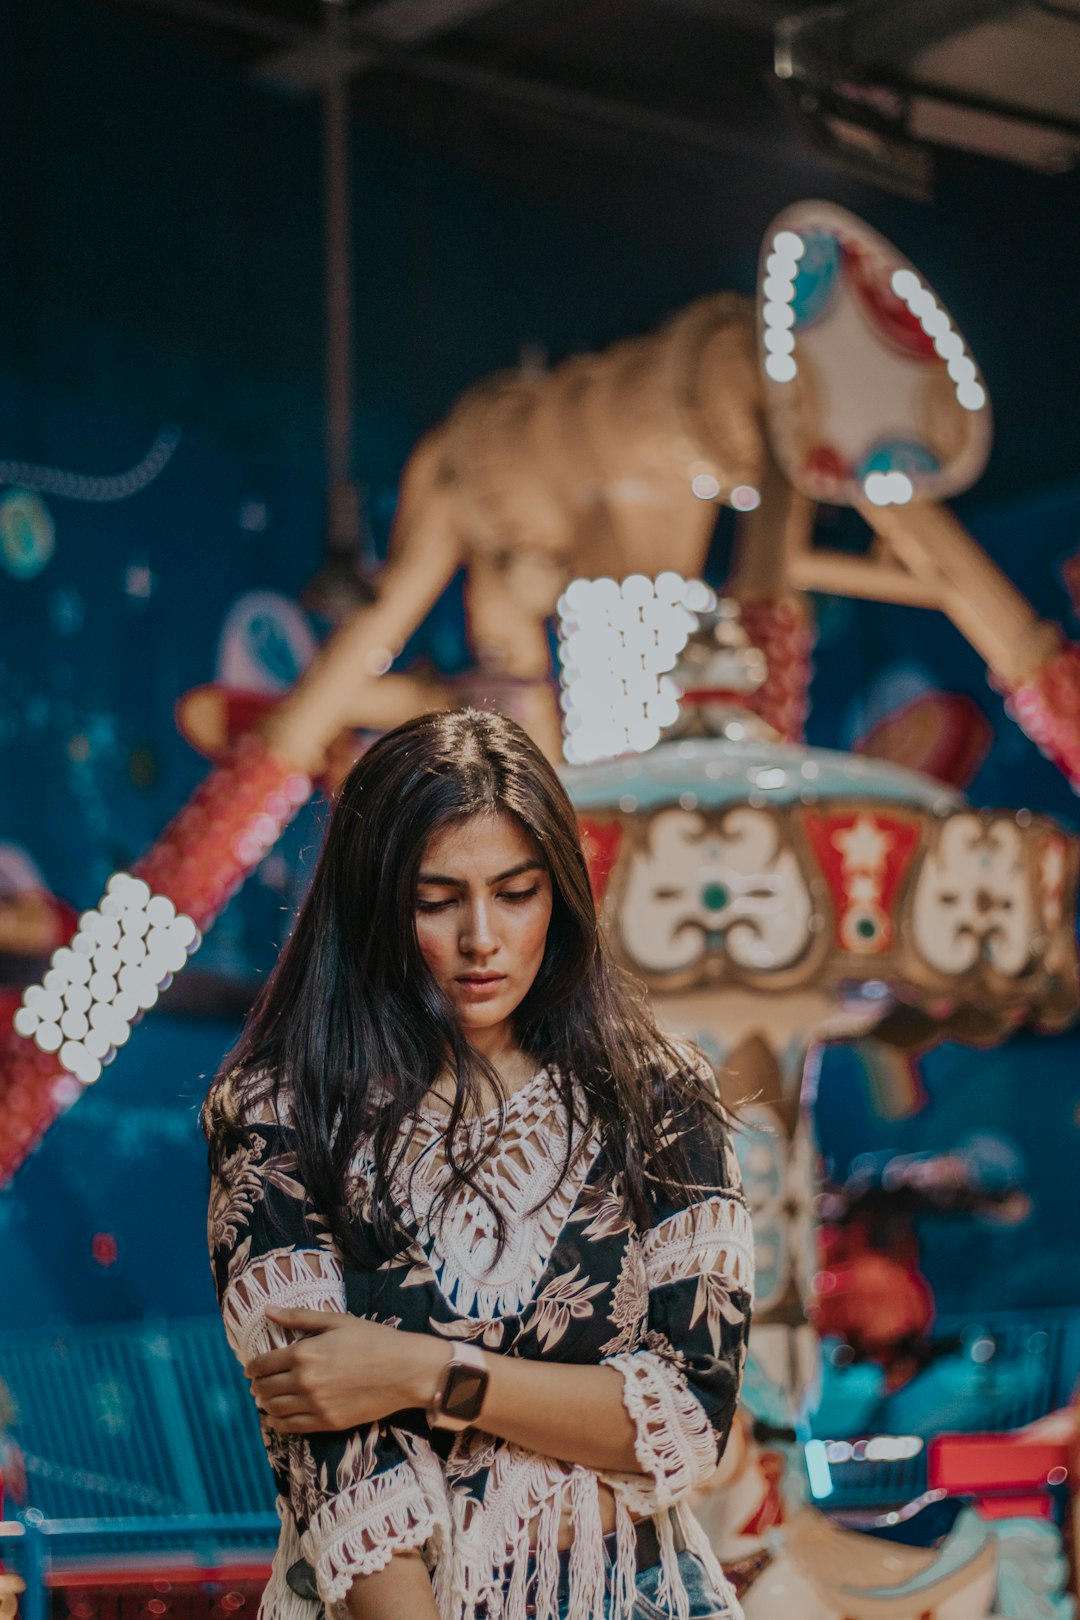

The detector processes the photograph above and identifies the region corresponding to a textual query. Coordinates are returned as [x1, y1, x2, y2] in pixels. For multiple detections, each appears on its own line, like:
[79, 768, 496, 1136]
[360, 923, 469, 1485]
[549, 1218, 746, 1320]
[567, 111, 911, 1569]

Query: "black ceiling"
[96, 0, 903, 226]
[99, 0, 1080, 255]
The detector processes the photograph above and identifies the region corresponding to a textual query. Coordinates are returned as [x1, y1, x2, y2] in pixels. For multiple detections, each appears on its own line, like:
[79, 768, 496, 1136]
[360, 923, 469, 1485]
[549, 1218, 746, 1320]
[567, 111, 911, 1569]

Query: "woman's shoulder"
[650, 1037, 741, 1197]
[205, 1064, 295, 1132]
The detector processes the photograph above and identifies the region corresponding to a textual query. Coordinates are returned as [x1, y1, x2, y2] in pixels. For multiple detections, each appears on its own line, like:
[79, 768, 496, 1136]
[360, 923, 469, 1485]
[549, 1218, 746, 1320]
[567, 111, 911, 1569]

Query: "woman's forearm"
[343, 1550, 440, 1620]
[405, 1336, 643, 1475]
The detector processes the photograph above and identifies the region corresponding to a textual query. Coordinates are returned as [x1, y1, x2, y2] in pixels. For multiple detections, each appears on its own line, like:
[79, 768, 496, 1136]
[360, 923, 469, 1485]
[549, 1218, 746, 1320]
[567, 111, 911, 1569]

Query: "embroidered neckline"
[415, 1065, 553, 1123]
[397, 1071, 602, 1320]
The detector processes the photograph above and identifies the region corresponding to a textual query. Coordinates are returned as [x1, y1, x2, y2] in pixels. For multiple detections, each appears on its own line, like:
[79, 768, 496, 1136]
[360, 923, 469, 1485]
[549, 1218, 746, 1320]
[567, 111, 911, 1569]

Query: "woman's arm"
[342, 1550, 440, 1620]
[252, 1306, 643, 1475]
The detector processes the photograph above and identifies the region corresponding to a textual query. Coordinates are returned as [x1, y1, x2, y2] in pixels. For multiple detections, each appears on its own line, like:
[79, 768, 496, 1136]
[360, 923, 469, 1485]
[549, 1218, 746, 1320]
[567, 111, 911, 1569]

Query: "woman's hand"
[246, 1307, 445, 1432]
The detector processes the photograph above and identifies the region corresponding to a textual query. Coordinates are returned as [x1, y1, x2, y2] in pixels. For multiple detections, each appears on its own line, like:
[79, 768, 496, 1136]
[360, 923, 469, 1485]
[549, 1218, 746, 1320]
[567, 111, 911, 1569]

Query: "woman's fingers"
[264, 1396, 310, 1417]
[251, 1370, 300, 1399]
[245, 1346, 297, 1378]
[264, 1306, 349, 1332]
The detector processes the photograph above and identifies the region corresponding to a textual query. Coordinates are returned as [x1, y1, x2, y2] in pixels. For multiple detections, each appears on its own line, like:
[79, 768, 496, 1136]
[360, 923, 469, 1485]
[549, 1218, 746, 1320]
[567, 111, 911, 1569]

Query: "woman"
[204, 709, 753, 1620]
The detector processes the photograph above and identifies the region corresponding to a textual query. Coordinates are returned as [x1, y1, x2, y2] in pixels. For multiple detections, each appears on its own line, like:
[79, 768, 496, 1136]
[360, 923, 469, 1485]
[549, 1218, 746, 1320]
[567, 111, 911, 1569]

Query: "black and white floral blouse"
[208, 1066, 754, 1620]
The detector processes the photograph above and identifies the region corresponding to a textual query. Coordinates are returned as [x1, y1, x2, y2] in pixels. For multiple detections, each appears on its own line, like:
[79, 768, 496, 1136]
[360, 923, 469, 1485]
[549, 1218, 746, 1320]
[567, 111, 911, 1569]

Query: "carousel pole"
[726, 449, 816, 743]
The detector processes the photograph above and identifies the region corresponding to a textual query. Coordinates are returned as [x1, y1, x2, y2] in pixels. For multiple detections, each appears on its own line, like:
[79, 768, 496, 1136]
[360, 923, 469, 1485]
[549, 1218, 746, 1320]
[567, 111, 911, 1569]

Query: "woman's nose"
[461, 899, 498, 955]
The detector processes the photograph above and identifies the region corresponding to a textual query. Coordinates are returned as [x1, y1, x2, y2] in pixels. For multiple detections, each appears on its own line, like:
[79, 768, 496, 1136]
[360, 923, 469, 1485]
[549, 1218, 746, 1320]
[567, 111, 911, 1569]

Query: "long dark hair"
[204, 708, 719, 1268]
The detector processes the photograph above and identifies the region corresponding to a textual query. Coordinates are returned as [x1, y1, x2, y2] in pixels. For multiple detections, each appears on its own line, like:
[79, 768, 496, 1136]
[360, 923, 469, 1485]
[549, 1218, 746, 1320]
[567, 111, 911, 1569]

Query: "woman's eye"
[416, 897, 454, 912]
[500, 887, 538, 903]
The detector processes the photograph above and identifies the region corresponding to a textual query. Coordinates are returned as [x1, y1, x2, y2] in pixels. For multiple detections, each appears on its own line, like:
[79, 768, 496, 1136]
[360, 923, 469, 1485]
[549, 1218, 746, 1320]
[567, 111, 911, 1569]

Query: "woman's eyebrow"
[416, 860, 545, 887]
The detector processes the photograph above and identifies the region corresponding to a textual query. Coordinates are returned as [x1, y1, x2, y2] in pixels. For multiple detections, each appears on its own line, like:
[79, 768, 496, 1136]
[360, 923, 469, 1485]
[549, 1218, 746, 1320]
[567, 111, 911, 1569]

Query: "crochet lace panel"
[643, 1195, 756, 1303]
[600, 1351, 719, 1512]
[220, 1246, 345, 1366]
[303, 1458, 440, 1611]
[391, 1070, 602, 1320]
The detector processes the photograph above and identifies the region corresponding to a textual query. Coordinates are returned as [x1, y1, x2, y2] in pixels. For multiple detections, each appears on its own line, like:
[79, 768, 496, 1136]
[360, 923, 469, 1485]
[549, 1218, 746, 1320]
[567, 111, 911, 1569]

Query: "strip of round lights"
[11, 873, 200, 1086]
[557, 572, 713, 765]
[890, 268, 987, 414]
[761, 229, 805, 385]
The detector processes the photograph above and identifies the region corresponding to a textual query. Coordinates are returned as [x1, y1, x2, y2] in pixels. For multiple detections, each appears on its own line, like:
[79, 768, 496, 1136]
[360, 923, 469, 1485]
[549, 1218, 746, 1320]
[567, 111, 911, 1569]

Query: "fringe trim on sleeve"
[599, 1350, 718, 1511]
[302, 1460, 441, 1610]
[220, 1247, 345, 1366]
[259, 1498, 319, 1620]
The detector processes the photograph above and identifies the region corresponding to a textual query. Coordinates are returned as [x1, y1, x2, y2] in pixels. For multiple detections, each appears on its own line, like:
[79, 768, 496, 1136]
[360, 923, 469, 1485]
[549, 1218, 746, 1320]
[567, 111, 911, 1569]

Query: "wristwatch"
[427, 1343, 489, 1432]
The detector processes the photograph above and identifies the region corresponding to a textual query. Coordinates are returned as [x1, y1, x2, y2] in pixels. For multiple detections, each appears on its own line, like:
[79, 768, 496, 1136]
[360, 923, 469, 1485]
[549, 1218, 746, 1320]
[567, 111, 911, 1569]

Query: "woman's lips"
[455, 974, 506, 995]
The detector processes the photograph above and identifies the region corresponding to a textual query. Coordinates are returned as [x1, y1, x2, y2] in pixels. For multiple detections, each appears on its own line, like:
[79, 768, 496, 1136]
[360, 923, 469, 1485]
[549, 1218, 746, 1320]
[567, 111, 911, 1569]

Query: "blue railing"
[0, 1316, 274, 1526]
[0, 1511, 279, 1620]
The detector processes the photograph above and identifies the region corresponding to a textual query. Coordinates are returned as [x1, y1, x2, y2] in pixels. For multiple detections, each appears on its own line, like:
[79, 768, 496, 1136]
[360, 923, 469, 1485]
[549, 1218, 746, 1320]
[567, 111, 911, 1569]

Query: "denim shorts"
[536, 1544, 734, 1620]
[628, 1548, 735, 1620]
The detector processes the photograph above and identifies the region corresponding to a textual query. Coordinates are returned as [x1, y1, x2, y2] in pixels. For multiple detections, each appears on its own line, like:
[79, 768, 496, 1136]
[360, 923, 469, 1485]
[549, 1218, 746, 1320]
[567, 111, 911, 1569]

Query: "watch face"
[443, 1364, 486, 1423]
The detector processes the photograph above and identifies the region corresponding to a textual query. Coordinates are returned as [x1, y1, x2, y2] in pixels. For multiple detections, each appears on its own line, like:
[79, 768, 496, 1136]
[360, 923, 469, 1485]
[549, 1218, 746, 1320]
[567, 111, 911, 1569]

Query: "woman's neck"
[428, 1038, 538, 1114]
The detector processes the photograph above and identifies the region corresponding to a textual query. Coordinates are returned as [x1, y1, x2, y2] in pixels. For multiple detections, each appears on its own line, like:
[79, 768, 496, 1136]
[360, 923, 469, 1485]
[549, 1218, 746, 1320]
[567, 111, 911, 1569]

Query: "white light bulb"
[89, 913, 121, 947]
[118, 933, 147, 966]
[171, 916, 198, 950]
[920, 308, 950, 339]
[763, 301, 796, 330]
[37, 990, 64, 1024]
[621, 573, 653, 605]
[772, 230, 804, 260]
[35, 1023, 63, 1054]
[763, 327, 795, 356]
[762, 275, 795, 304]
[765, 353, 798, 383]
[84, 1027, 113, 1061]
[934, 331, 964, 361]
[591, 578, 620, 608]
[114, 990, 140, 1023]
[106, 872, 136, 903]
[126, 878, 152, 911]
[65, 953, 92, 984]
[89, 972, 118, 1003]
[13, 1006, 40, 1039]
[133, 976, 159, 1012]
[683, 580, 714, 612]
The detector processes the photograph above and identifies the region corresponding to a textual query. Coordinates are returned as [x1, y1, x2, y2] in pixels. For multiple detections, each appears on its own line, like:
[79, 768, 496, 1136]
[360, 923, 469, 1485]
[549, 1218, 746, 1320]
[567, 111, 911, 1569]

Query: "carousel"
[3, 202, 1080, 1617]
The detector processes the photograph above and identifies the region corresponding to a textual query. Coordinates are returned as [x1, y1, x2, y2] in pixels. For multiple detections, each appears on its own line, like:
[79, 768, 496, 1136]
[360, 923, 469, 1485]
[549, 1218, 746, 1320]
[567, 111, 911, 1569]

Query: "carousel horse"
[693, 1415, 1004, 1620]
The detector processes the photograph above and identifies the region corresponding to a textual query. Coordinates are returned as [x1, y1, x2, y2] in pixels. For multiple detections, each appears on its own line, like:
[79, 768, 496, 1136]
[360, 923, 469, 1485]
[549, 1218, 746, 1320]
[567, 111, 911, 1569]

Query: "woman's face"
[414, 811, 553, 1054]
